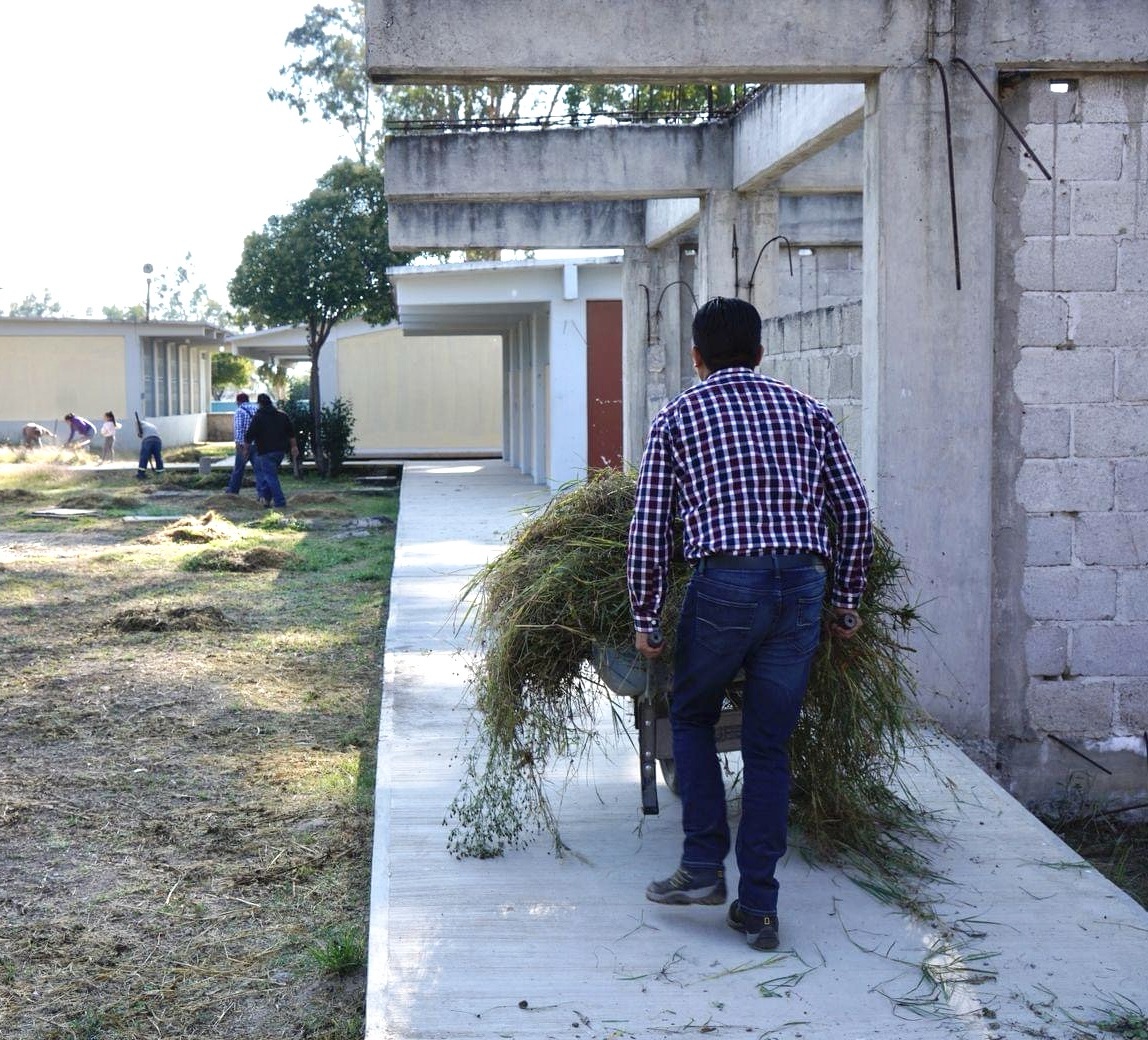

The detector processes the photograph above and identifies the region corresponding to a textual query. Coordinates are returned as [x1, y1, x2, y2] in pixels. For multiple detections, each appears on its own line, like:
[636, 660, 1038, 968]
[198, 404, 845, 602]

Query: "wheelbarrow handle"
[639, 625, 663, 816]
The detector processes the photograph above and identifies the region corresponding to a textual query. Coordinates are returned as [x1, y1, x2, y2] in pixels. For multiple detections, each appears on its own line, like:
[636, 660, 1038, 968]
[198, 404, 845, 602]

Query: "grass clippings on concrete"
[0, 461, 397, 1040]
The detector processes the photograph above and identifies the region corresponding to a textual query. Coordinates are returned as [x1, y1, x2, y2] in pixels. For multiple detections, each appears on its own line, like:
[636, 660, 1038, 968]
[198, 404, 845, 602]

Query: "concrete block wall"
[776, 246, 863, 316]
[997, 73, 1148, 802]
[761, 300, 863, 461]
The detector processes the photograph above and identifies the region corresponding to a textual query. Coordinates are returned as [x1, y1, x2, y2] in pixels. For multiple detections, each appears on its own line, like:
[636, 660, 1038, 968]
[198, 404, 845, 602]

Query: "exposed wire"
[928, 58, 962, 291]
[1048, 733, 1113, 776]
[641, 280, 700, 347]
[744, 235, 794, 301]
[952, 57, 1053, 181]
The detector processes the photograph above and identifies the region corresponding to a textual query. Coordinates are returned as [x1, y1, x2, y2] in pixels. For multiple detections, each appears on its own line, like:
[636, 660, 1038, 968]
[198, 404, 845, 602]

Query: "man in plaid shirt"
[225, 392, 265, 498]
[627, 296, 872, 952]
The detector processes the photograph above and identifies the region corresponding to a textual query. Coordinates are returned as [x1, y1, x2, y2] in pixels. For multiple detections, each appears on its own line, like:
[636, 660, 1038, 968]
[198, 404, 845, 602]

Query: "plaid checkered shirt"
[232, 404, 258, 444]
[627, 367, 873, 633]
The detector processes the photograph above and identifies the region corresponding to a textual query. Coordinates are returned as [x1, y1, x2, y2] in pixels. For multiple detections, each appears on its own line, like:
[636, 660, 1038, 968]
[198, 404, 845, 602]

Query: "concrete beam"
[384, 124, 731, 202]
[367, 0, 924, 83]
[367, 0, 1148, 82]
[734, 84, 864, 191]
[955, 0, 1148, 69]
[386, 201, 645, 250]
[389, 193, 860, 254]
[777, 131, 863, 194]
[644, 198, 699, 247]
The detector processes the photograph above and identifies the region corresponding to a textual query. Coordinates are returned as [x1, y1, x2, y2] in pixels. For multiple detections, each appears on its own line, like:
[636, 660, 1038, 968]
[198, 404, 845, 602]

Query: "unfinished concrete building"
[367, 1, 1148, 812]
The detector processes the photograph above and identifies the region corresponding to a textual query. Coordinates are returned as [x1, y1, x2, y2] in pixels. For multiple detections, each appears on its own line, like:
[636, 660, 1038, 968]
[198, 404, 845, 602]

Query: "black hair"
[691, 296, 762, 371]
[105, 411, 116, 422]
[257, 393, 273, 407]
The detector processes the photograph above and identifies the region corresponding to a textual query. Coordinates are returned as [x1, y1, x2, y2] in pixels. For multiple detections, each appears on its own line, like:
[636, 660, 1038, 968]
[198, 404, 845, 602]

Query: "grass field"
[0, 457, 396, 1039]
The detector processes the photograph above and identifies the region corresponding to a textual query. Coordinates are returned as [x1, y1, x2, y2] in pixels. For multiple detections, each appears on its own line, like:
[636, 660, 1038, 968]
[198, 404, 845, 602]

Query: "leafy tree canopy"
[7, 290, 63, 318]
[269, 1, 384, 163]
[228, 159, 411, 472]
[257, 361, 293, 402]
[211, 352, 255, 400]
[229, 160, 409, 341]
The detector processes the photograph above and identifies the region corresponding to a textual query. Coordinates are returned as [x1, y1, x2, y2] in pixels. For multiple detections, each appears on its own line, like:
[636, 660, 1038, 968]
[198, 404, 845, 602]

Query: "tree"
[269, 0, 385, 164]
[211, 353, 255, 400]
[269, 0, 560, 158]
[257, 361, 292, 402]
[7, 290, 62, 318]
[102, 254, 229, 326]
[229, 159, 411, 475]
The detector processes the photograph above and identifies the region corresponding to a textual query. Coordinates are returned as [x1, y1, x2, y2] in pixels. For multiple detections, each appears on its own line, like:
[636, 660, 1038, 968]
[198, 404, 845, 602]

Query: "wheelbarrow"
[594, 643, 743, 815]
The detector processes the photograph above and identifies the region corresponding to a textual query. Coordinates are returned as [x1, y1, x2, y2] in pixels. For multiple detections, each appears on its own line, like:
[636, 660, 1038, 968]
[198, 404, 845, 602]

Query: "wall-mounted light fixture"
[797, 248, 814, 257]
[1049, 79, 1077, 94]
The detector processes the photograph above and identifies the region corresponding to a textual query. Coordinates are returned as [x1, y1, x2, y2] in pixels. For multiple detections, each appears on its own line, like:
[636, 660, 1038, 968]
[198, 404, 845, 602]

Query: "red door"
[586, 299, 623, 469]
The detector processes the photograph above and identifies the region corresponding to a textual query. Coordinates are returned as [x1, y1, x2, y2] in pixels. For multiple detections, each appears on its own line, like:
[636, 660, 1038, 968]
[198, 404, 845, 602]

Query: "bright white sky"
[0, 0, 358, 318]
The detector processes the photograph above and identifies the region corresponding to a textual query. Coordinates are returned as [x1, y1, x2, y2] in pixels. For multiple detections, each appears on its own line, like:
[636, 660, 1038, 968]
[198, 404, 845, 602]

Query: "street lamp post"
[143, 263, 153, 322]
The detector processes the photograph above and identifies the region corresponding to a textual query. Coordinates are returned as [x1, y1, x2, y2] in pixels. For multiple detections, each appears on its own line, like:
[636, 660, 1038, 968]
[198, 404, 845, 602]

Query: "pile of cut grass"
[448, 468, 936, 899]
[142, 509, 241, 543]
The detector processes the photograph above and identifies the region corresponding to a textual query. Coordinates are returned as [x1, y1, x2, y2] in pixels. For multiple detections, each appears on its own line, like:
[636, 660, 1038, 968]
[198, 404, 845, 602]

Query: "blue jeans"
[136, 436, 164, 476]
[226, 445, 266, 497]
[254, 451, 286, 506]
[670, 555, 826, 918]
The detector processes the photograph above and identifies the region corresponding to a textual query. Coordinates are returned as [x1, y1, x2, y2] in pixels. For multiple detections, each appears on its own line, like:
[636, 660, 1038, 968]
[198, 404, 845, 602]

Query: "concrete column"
[622, 246, 652, 467]
[532, 312, 548, 485]
[861, 65, 997, 738]
[648, 244, 683, 426]
[697, 191, 739, 303]
[501, 335, 512, 464]
[506, 327, 521, 470]
[738, 189, 782, 318]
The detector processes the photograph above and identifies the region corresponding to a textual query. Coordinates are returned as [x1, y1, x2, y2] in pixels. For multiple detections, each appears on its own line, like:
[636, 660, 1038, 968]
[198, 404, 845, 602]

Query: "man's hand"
[829, 608, 862, 640]
[635, 629, 665, 659]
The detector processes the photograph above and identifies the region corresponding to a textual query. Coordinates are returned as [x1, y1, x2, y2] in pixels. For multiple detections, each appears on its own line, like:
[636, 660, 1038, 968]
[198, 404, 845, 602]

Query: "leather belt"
[695, 552, 821, 572]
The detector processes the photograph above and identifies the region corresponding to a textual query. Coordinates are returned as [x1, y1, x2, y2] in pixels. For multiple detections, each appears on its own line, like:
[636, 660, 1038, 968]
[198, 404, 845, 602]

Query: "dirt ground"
[0, 466, 397, 1039]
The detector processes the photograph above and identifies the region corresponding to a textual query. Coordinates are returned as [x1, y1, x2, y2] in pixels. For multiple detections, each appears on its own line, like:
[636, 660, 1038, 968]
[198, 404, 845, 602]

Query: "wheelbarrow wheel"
[658, 757, 680, 796]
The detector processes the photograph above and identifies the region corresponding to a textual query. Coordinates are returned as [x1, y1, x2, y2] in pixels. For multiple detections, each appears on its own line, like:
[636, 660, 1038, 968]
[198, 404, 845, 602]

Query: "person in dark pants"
[63, 413, 96, 451]
[245, 393, 299, 508]
[626, 296, 872, 952]
[225, 392, 266, 498]
[135, 415, 165, 479]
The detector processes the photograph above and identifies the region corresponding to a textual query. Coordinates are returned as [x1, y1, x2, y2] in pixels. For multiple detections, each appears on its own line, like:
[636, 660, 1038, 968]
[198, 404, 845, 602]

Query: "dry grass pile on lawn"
[58, 490, 144, 510]
[0, 487, 38, 502]
[110, 604, 230, 632]
[448, 468, 936, 900]
[185, 545, 294, 572]
[143, 510, 241, 544]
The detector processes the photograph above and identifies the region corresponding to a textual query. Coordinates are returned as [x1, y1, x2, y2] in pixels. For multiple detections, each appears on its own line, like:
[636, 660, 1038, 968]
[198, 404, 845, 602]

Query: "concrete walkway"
[367, 460, 1148, 1040]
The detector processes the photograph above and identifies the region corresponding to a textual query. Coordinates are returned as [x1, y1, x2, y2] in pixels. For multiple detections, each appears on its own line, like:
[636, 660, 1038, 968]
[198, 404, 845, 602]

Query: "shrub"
[320, 398, 357, 476]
